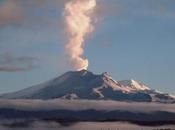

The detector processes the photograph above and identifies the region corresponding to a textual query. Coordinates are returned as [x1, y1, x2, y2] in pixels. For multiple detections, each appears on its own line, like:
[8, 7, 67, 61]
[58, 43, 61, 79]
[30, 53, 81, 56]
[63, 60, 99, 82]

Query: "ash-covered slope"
[0, 70, 175, 103]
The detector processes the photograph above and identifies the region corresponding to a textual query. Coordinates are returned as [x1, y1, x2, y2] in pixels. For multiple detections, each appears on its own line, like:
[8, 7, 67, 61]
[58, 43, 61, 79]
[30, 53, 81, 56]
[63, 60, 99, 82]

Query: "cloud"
[0, 0, 22, 26]
[96, 0, 122, 18]
[121, 0, 175, 19]
[0, 0, 122, 27]
[0, 0, 72, 27]
[157, 4, 175, 18]
[0, 53, 38, 72]
[0, 99, 174, 113]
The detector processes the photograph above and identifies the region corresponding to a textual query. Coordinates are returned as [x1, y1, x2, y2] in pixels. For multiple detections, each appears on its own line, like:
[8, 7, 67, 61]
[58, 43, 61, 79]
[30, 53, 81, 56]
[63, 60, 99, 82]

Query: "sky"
[0, 0, 175, 95]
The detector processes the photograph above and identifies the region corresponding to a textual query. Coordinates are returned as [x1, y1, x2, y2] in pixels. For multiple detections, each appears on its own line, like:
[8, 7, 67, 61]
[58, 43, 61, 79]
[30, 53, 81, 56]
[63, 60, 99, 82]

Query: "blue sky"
[0, 0, 175, 94]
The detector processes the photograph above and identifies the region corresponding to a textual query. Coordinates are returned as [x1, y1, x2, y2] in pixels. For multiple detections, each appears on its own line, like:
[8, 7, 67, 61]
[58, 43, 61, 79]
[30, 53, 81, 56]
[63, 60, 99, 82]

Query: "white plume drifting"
[64, 0, 96, 71]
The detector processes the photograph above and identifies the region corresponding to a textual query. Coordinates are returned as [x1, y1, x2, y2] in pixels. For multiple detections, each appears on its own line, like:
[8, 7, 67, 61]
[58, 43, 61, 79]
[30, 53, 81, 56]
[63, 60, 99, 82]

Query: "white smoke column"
[64, 0, 96, 71]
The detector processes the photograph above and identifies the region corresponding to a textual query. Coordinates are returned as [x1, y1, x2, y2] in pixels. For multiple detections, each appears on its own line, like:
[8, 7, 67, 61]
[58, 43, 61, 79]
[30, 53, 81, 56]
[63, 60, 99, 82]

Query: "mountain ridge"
[0, 70, 175, 103]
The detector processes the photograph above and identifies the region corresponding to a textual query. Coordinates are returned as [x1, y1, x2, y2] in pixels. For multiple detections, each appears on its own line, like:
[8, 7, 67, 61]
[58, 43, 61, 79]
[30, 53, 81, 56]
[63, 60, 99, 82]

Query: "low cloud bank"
[0, 54, 38, 72]
[0, 99, 175, 113]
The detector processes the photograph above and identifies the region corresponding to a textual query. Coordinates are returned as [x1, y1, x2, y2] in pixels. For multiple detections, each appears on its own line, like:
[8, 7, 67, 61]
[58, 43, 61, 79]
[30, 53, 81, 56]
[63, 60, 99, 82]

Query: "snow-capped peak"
[99, 72, 150, 92]
[118, 79, 150, 91]
[0, 70, 174, 103]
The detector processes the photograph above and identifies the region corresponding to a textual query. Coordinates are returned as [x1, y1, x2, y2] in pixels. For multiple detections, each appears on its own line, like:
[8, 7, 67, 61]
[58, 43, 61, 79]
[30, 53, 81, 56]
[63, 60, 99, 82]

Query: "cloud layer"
[0, 53, 38, 72]
[0, 0, 22, 26]
[0, 99, 175, 113]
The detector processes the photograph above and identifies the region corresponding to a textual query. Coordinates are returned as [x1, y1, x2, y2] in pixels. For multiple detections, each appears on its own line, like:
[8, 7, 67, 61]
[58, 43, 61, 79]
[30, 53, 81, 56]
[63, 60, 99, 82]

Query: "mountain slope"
[0, 70, 175, 103]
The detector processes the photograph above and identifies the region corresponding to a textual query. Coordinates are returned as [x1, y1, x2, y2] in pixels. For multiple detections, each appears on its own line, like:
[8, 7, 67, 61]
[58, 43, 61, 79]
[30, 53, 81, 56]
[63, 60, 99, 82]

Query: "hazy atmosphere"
[0, 0, 175, 95]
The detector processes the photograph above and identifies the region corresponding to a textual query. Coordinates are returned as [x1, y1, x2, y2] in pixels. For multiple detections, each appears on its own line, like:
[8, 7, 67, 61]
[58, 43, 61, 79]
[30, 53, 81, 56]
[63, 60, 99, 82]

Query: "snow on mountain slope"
[0, 70, 175, 103]
[0, 80, 53, 99]
[118, 79, 150, 91]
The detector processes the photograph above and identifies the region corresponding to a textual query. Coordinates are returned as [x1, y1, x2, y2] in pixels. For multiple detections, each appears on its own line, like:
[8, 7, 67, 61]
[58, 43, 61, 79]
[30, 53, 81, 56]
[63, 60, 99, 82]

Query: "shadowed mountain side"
[0, 108, 175, 125]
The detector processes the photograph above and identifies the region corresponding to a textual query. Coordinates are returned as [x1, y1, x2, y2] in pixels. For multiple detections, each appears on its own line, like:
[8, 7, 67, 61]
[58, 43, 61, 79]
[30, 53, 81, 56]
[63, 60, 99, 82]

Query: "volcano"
[0, 70, 175, 103]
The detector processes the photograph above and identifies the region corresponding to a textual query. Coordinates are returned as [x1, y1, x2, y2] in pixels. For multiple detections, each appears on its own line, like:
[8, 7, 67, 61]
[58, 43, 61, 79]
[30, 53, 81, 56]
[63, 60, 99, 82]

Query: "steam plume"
[64, 0, 96, 71]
